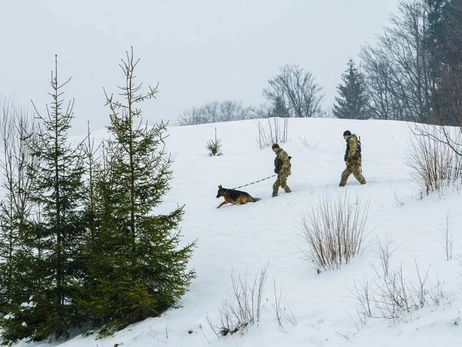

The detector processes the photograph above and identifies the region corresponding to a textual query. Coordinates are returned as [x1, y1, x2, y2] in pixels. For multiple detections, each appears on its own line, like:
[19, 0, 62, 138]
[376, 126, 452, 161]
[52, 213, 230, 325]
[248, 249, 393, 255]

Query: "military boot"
[272, 189, 278, 197]
[284, 187, 292, 193]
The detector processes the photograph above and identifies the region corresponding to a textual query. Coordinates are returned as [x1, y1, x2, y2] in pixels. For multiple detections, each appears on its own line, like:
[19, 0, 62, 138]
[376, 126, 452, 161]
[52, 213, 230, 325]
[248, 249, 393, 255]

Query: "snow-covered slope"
[14, 118, 462, 347]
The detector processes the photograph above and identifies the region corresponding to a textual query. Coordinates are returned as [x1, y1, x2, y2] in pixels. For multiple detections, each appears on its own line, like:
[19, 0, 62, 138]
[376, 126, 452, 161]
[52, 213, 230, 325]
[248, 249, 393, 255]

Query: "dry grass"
[405, 131, 462, 196]
[300, 192, 369, 272]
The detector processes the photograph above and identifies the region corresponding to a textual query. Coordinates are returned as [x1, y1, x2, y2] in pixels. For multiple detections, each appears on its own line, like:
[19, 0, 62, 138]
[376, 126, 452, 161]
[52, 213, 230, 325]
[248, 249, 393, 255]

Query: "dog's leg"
[245, 194, 255, 204]
[217, 201, 228, 208]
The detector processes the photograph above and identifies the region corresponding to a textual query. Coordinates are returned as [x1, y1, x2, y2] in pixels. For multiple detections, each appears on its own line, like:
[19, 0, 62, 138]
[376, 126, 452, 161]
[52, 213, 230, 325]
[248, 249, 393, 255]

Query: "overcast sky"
[1, 0, 401, 136]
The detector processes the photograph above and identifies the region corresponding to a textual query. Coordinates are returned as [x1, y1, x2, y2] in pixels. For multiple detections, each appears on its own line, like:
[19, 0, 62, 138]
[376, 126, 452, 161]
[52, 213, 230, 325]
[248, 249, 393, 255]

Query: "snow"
[11, 117, 462, 346]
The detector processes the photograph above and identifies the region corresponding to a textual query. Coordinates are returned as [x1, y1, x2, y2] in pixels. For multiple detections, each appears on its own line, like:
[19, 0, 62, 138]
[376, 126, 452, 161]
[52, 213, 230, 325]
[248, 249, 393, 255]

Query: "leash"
[232, 175, 276, 190]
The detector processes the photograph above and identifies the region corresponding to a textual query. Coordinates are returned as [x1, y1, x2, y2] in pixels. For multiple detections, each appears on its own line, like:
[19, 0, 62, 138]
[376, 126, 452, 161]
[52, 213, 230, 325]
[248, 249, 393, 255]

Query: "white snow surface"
[12, 117, 462, 346]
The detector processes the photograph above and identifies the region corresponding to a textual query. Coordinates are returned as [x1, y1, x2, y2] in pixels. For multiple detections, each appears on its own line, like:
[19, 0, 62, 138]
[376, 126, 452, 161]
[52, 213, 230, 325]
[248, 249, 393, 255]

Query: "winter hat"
[272, 143, 280, 149]
[343, 130, 351, 136]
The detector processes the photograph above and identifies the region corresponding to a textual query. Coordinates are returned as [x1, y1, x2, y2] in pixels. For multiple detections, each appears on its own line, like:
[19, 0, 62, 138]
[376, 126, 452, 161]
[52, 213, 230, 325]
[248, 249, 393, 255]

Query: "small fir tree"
[206, 128, 223, 156]
[333, 59, 370, 119]
[1, 56, 86, 341]
[79, 47, 196, 333]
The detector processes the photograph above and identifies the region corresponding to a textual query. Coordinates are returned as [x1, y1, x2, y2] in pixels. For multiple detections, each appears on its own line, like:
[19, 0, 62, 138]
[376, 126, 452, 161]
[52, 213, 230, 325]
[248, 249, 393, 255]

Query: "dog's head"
[216, 185, 225, 198]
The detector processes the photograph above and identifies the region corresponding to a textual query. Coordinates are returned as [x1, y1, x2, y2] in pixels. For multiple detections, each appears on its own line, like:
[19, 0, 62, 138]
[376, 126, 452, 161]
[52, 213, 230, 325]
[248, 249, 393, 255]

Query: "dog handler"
[339, 130, 366, 187]
[272, 143, 292, 197]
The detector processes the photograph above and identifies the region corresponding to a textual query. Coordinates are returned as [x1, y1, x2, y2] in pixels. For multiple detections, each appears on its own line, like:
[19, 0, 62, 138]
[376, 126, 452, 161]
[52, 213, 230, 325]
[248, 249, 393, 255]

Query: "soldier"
[339, 130, 366, 187]
[272, 143, 292, 197]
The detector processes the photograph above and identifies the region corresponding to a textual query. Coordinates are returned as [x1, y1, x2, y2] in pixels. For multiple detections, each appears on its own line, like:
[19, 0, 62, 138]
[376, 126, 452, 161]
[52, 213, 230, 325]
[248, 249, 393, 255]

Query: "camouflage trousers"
[273, 171, 291, 196]
[340, 162, 366, 186]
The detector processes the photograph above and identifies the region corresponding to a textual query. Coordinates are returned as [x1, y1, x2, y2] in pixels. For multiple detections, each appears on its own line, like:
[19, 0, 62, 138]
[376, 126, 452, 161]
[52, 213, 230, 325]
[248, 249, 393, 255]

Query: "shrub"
[300, 192, 369, 271]
[350, 261, 448, 325]
[208, 266, 267, 337]
[255, 117, 288, 149]
[405, 130, 462, 196]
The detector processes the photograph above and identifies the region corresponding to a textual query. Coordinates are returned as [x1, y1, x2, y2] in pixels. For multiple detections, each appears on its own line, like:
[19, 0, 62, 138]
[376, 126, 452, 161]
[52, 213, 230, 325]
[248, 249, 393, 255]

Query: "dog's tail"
[253, 197, 261, 202]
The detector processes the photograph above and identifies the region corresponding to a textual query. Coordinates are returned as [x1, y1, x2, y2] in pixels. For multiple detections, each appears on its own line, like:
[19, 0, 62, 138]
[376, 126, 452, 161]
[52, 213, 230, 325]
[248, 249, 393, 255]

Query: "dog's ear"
[218, 185, 222, 188]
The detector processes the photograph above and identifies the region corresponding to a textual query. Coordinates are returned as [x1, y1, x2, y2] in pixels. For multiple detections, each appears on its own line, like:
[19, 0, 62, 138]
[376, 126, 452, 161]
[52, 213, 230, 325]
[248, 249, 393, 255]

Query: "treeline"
[178, 64, 325, 126]
[179, 0, 462, 126]
[0, 50, 195, 343]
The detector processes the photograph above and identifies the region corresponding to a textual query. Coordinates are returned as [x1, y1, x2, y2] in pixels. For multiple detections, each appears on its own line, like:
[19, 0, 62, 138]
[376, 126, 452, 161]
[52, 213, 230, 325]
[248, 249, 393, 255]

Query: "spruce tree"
[1, 57, 86, 341]
[426, 0, 462, 125]
[333, 59, 370, 119]
[271, 96, 290, 118]
[0, 104, 37, 343]
[79, 47, 196, 333]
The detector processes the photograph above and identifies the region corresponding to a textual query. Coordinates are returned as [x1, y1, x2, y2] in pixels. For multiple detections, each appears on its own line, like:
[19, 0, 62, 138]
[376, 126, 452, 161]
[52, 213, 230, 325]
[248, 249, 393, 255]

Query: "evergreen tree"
[0, 102, 37, 342]
[263, 64, 324, 118]
[426, 0, 449, 81]
[1, 57, 86, 341]
[333, 59, 370, 119]
[271, 96, 290, 118]
[79, 47, 196, 333]
[81, 122, 100, 240]
[426, 0, 462, 125]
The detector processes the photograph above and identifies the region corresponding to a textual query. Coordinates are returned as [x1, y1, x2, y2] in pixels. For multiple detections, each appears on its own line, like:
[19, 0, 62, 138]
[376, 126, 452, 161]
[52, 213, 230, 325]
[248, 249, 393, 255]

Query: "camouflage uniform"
[273, 148, 292, 197]
[339, 134, 366, 186]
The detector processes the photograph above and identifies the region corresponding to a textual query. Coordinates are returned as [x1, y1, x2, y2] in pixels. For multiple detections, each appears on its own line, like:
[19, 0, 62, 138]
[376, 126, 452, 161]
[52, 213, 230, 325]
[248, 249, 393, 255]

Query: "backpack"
[353, 136, 361, 160]
[345, 136, 361, 161]
[274, 155, 292, 173]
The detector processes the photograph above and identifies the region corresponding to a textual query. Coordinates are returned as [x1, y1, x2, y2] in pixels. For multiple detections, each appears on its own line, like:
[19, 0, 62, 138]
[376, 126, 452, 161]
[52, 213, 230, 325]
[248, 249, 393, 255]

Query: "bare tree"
[219, 100, 251, 122]
[263, 64, 324, 118]
[177, 106, 207, 126]
[177, 100, 253, 125]
[361, 48, 403, 120]
[360, 1, 434, 123]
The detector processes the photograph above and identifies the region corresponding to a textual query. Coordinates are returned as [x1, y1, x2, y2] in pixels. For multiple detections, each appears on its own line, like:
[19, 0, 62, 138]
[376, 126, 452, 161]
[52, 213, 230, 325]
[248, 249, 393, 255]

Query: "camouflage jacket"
[344, 134, 361, 163]
[274, 149, 291, 174]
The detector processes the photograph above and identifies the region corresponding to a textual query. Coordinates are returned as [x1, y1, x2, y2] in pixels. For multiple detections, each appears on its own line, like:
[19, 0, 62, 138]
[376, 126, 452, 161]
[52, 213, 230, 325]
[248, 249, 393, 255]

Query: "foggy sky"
[1, 0, 400, 136]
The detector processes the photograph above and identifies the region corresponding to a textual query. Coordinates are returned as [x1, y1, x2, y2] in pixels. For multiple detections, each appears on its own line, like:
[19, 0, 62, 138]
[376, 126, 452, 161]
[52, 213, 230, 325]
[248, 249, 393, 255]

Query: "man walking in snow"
[339, 130, 366, 187]
[272, 143, 292, 197]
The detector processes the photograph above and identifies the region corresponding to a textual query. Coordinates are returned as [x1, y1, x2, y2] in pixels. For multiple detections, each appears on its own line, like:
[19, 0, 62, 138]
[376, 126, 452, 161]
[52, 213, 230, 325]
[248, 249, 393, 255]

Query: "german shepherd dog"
[216, 185, 261, 208]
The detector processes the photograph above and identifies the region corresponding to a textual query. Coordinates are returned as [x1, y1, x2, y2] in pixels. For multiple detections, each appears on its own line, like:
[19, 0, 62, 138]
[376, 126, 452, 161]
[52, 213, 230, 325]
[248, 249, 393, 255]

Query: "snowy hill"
[14, 117, 462, 347]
